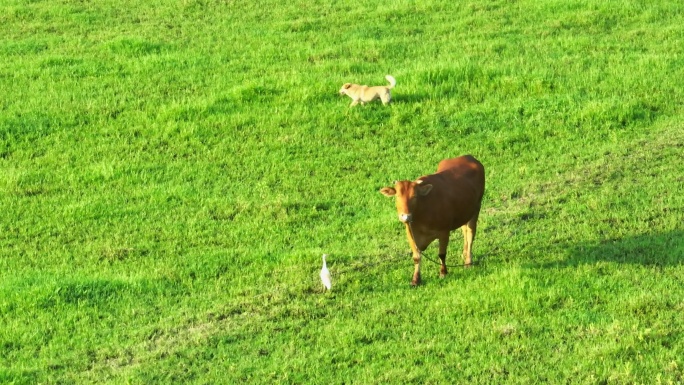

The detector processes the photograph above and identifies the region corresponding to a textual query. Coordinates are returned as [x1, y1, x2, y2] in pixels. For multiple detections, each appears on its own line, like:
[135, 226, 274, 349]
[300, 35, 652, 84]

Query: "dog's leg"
[350, 100, 359, 107]
[382, 91, 391, 105]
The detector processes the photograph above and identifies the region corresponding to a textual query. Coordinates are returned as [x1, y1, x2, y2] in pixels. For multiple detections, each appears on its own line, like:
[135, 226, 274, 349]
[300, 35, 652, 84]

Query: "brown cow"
[380, 155, 485, 286]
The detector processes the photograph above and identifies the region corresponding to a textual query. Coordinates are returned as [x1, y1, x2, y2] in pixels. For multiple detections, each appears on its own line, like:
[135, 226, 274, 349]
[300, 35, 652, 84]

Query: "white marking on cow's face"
[398, 213, 412, 223]
[393, 180, 418, 223]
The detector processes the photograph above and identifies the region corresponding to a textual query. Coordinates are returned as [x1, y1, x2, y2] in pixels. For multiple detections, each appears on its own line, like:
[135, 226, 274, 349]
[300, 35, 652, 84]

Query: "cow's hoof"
[410, 278, 421, 286]
[439, 273, 446, 279]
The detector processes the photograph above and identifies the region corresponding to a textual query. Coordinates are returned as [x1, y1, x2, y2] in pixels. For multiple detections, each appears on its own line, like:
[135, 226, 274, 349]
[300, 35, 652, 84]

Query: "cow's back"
[416, 155, 485, 231]
[436, 155, 485, 198]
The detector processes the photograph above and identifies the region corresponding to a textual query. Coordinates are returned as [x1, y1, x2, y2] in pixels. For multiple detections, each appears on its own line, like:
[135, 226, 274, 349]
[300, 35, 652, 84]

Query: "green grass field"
[2, 0, 684, 383]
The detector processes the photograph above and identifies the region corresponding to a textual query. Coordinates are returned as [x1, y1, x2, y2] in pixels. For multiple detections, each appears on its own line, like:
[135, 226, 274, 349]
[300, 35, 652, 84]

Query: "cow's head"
[379, 180, 433, 223]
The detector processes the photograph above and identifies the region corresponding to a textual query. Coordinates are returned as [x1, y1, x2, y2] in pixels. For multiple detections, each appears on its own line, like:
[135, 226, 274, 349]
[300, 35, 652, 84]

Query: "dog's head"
[339, 83, 352, 95]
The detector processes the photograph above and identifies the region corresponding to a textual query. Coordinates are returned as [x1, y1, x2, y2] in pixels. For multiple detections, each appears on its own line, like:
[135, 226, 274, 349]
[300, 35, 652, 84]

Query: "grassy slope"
[1, 0, 683, 383]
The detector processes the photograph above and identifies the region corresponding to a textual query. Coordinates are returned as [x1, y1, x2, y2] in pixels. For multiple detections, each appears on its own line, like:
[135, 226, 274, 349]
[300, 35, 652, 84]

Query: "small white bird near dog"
[320, 254, 332, 290]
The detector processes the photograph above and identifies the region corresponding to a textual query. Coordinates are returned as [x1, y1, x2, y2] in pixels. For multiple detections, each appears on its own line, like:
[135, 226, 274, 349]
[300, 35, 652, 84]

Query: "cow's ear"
[379, 187, 396, 197]
[343, 83, 352, 89]
[417, 184, 433, 196]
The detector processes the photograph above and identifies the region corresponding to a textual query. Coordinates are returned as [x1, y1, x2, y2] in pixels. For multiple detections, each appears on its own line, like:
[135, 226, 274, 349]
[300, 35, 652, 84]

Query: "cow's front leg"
[411, 251, 421, 286]
[438, 232, 449, 278]
[405, 225, 422, 286]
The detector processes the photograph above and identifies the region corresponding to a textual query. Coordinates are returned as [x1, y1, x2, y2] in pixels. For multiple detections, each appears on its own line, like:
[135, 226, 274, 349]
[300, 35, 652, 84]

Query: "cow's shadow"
[533, 230, 684, 269]
[308, 248, 493, 292]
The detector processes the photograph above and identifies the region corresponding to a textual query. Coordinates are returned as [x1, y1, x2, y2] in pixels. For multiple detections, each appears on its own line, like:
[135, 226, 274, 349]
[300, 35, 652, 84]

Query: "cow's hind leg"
[438, 232, 449, 278]
[461, 211, 480, 266]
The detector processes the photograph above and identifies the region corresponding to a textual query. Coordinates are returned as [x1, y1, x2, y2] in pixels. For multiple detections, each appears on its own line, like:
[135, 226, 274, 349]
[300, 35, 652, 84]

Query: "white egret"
[320, 254, 331, 290]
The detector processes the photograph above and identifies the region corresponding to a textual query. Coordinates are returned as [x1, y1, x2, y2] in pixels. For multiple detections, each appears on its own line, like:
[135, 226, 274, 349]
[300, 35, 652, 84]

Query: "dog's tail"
[385, 75, 396, 89]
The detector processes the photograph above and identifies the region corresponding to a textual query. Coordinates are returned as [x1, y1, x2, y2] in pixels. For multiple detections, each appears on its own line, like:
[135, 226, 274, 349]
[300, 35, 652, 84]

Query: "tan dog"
[339, 75, 396, 106]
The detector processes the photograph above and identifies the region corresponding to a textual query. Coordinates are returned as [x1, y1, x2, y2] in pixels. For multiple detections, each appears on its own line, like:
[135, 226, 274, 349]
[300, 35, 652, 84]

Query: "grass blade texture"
[1, 0, 683, 383]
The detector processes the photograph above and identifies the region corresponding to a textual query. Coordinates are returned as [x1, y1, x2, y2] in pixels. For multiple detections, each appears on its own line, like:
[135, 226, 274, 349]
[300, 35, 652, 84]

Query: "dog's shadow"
[393, 92, 433, 104]
[329, 88, 432, 107]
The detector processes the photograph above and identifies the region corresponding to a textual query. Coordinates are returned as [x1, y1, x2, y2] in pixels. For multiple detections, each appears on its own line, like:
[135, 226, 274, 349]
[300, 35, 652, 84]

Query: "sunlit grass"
[1, 0, 683, 383]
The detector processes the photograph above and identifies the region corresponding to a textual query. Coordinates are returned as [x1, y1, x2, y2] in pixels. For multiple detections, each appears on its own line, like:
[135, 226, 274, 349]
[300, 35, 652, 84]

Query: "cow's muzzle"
[398, 213, 412, 223]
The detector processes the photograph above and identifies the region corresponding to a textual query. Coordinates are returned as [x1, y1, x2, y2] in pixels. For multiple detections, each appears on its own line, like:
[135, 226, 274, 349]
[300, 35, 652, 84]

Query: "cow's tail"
[385, 75, 396, 89]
